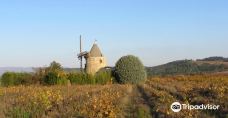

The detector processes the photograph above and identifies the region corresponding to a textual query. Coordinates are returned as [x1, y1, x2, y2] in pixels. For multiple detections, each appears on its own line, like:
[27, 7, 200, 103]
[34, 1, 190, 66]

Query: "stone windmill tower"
[77, 36, 106, 74]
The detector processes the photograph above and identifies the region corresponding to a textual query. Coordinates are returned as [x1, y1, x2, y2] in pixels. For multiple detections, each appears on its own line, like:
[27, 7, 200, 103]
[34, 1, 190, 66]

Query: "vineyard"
[140, 74, 228, 118]
[0, 74, 227, 118]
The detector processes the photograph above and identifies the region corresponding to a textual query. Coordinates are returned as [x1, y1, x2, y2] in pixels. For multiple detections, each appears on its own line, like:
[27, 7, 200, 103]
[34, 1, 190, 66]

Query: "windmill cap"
[90, 43, 103, 57]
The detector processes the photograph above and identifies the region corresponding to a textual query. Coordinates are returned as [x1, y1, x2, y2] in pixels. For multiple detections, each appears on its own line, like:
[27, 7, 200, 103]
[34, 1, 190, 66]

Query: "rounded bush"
[115, 55, 147, 84]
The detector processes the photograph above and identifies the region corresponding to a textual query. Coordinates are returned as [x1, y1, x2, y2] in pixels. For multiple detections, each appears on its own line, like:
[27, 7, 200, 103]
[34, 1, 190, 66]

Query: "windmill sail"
[77, 35, 88, 72]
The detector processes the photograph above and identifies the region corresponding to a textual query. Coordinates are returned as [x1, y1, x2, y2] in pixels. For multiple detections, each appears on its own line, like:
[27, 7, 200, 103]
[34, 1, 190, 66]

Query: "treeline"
[0, 61, 113, 87]
[197, 56, 228, 62]
[0, 55, 147, 86]
[147, 60, 228, 76]
[0, 72, 36, 86]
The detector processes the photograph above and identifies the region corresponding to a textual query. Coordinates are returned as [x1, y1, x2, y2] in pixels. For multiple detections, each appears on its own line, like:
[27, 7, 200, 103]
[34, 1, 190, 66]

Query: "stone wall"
[85, 57, 106, 74]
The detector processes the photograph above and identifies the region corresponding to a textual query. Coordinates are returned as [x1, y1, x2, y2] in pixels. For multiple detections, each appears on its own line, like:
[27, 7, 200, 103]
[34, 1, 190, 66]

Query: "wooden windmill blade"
[77, 35, 88, 72]
[79, 35, 82, 71]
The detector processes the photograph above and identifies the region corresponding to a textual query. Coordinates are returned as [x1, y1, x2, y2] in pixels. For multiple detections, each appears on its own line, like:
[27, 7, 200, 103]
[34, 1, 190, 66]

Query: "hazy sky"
[0, 0, 228, 67]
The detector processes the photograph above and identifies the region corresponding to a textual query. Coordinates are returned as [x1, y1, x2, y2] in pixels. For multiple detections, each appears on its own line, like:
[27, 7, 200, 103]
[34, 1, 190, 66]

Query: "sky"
[0, 0, 228, 67]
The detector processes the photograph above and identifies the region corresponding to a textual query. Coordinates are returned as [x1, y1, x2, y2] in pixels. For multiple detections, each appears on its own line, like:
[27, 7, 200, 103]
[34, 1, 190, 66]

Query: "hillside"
[197, 56, 228, 62]
[147, 58, 228, 76]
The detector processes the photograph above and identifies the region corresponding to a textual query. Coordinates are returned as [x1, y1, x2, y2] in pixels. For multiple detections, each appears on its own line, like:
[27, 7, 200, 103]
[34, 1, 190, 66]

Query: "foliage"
[33, 67, 47, 85]
[0, 72, 33, 86]
[0, 85, 131, 117]
[147, 60, 199, 76]
[95, 69, 113, 84]
[0, 61, 68, 86]
[0, 61, 114, 86]
[42, 61, 67, 85]
[140, 74, 228, 118]
[115, 55, 147, 84]
[198, 63, 226, 72]
[43, 72, 68, 85]
[147, 60, 227, 77]
[0, 74, 227, 117]
[67, 72, 94, 85]
[67, 69, 113, 85]
[46, 61, 63, 73]
[197, 56, 228, 62]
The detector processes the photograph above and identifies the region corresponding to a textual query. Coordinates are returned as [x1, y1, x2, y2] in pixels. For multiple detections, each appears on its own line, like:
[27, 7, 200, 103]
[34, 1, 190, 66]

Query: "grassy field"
[0, 74, 228, 118]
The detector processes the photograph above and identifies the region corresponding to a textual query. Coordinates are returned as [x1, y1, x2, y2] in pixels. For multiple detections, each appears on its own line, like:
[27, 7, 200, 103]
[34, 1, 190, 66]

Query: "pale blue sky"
[0, 0, 228, 67]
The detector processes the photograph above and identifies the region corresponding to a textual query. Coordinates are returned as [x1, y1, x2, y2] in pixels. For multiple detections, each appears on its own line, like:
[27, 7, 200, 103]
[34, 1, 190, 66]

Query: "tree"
[42, 61, 67, 85]
[47, 61, 63, 73]
[115, 55, 147, 84]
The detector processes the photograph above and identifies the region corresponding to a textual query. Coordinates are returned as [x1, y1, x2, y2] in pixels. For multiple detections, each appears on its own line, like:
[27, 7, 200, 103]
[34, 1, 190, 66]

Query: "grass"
[0, 74, 227, 118]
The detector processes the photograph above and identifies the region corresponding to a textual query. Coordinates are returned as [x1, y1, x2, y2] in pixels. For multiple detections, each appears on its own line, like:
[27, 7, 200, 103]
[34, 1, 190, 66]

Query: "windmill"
[77, 35, 88, 72]
[77, 35, 107, 74]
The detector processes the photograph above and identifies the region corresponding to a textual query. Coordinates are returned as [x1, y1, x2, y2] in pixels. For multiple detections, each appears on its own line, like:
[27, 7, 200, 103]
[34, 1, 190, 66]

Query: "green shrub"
[115, 55, 147, 84]
[41, 61, 68, 85]
[67, 69, 113, 85]
[95, 69, 113, 84]
[1, 72, 16, 86]
[0, 72, 33, 86]
[67, 72, 93, 85]
[33, 61, 64, 85]
[43, 72, 67, 85]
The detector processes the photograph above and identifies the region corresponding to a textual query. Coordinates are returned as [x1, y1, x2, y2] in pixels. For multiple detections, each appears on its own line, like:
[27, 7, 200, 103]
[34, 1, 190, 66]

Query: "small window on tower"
[100, 59, 103, 63]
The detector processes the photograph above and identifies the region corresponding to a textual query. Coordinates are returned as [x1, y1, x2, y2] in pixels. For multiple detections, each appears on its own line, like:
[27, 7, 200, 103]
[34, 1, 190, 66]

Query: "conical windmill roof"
[90, 43, 103, 57]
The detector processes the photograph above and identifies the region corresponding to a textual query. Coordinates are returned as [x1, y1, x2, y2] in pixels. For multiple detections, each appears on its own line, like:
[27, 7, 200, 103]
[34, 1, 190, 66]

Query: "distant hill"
[197, 56, 228, 62]
[0, 67, 34, 76]
[0, 67, 81, 77]
[147, 57, 228, 76]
